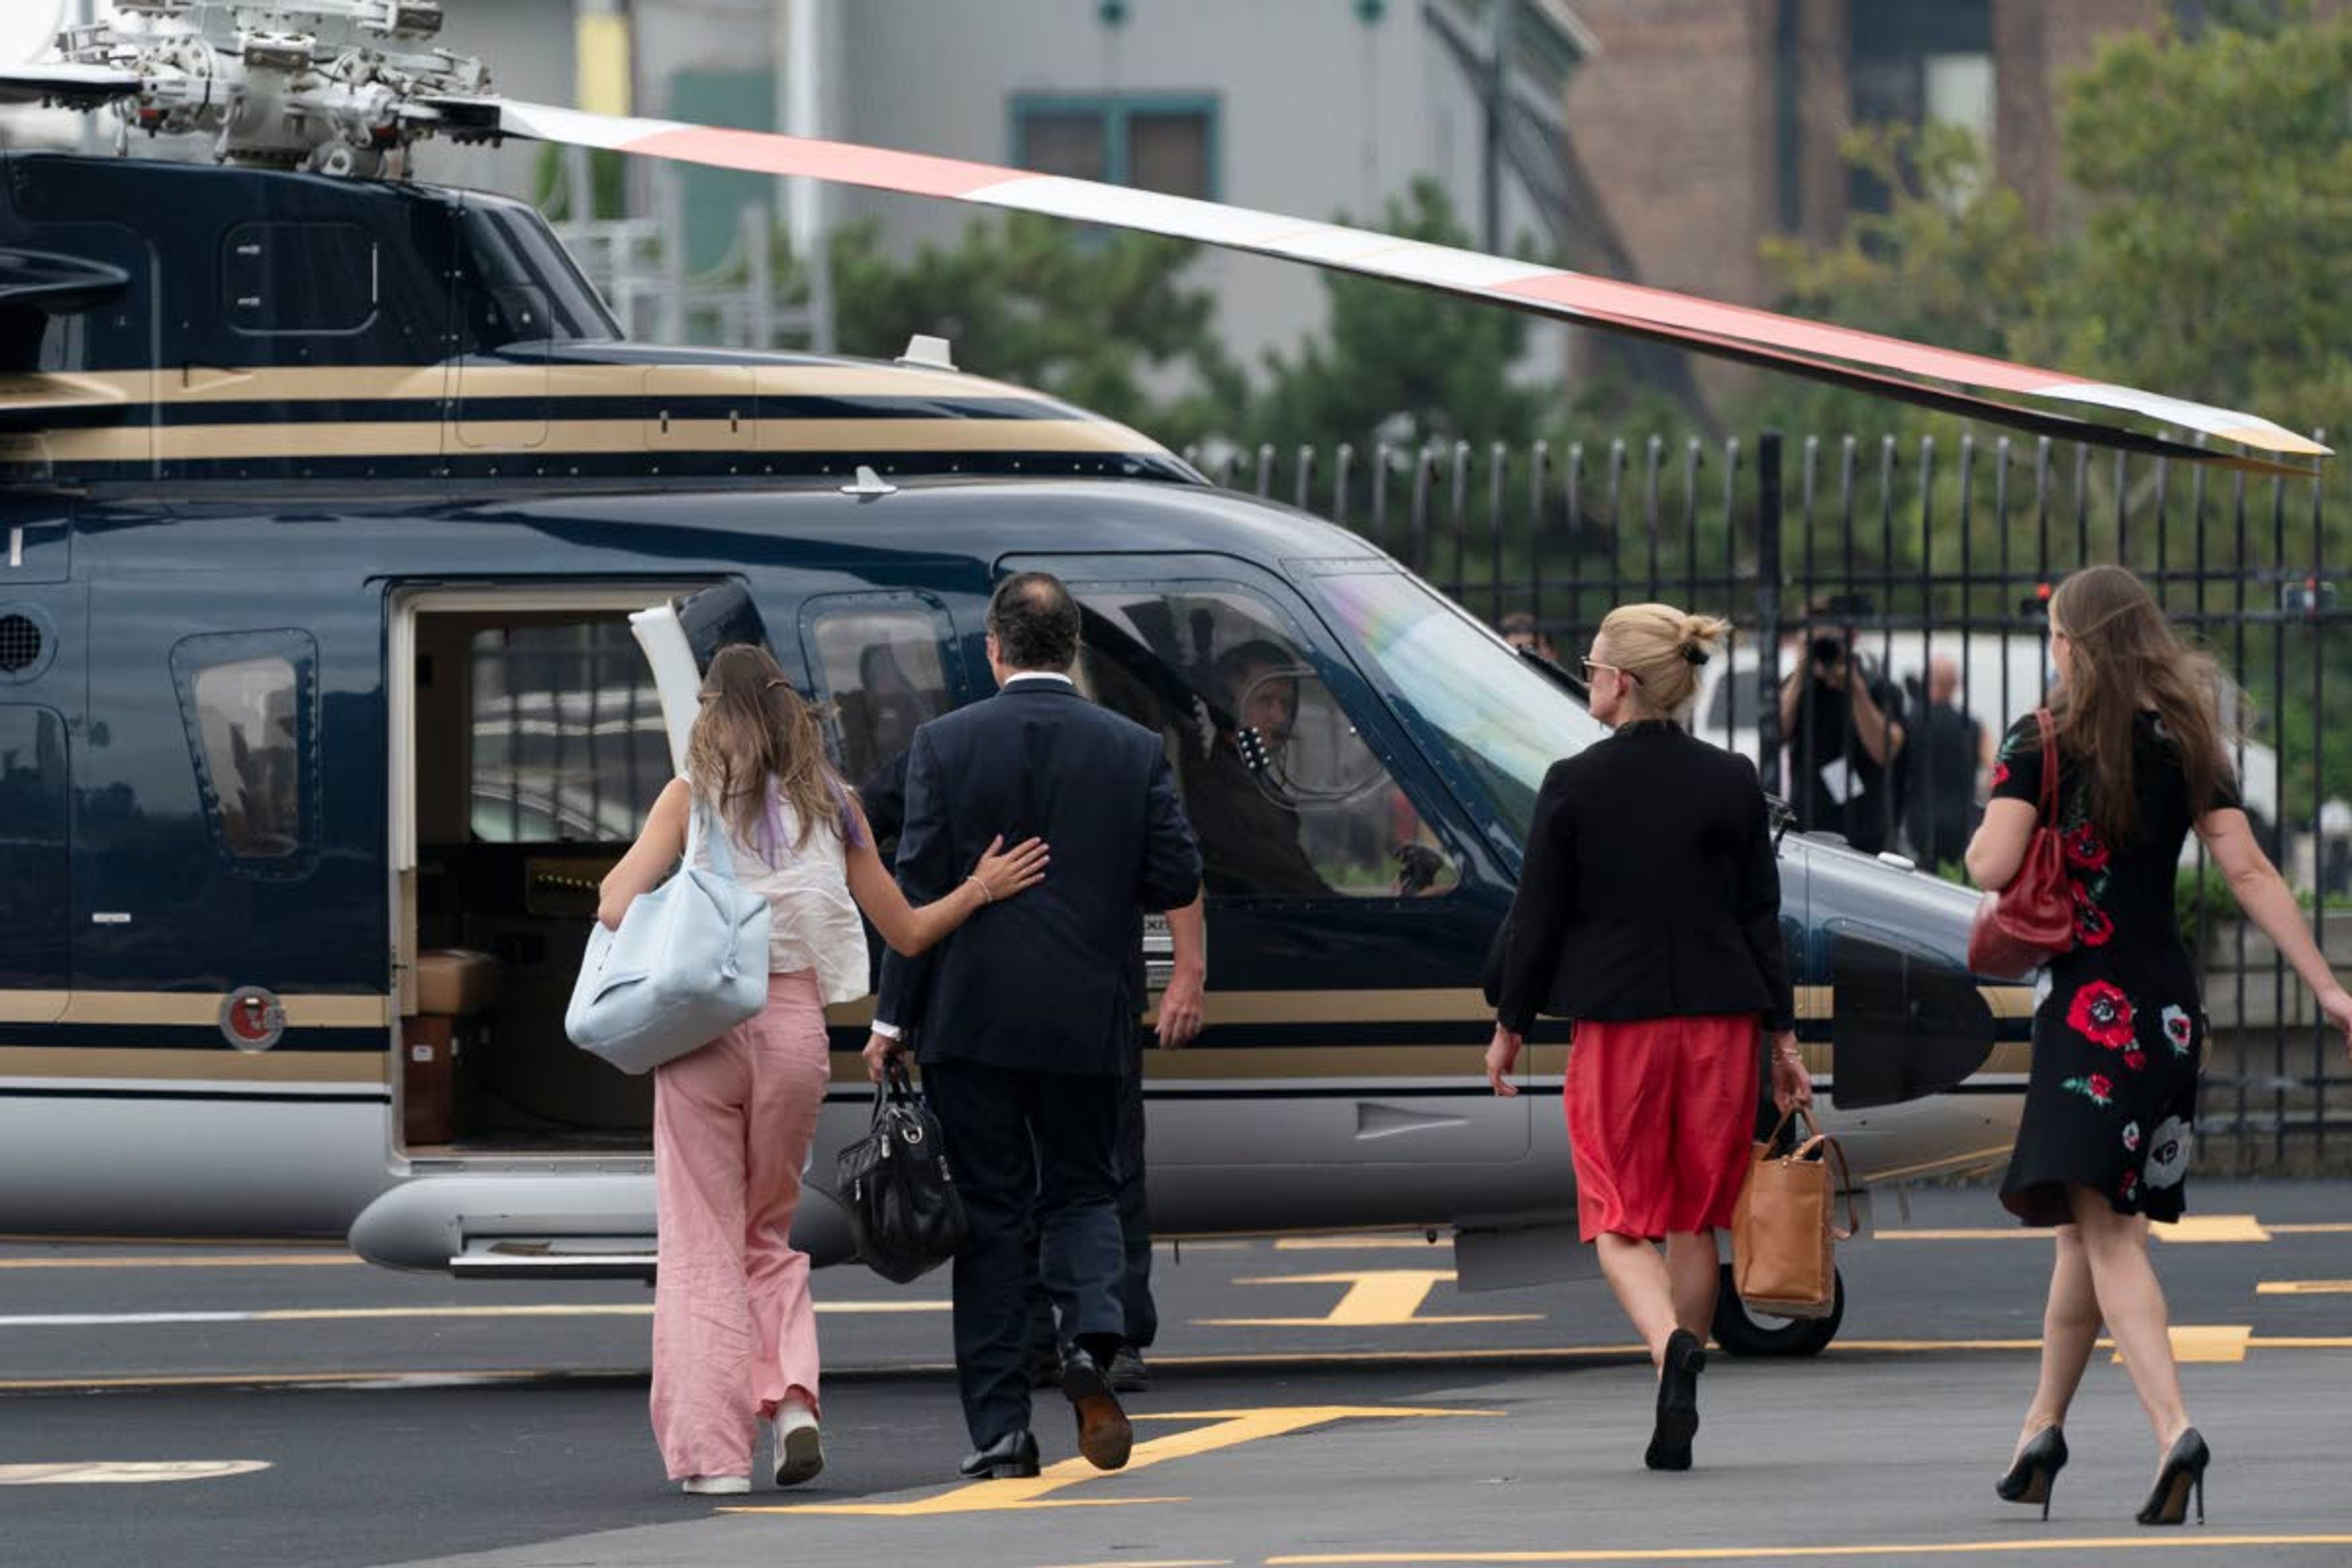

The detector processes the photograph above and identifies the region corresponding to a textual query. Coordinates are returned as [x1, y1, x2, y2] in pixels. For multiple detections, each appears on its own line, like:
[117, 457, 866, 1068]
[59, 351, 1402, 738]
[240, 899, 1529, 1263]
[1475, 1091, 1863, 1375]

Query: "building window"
[468, 621, 669, 844]
[1011, 95, 1219, 199]
[172, 631, 317, 870]
[1848, 0, 1994, 213]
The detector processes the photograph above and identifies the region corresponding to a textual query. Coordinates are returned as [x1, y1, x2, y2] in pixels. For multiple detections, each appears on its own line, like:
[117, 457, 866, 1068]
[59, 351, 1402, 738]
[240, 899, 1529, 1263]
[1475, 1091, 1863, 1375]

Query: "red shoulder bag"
[1966, 708, 2075, 979]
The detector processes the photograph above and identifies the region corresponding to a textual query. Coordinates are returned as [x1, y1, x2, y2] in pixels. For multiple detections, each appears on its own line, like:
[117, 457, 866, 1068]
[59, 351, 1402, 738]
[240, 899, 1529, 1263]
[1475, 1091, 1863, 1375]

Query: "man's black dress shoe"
[1061, 1346, 1134, 1471]
[1108, 1344, 1152, 1393]
[1644, 1329, 1706, 1472]
[959, 1430, 1040, 1480]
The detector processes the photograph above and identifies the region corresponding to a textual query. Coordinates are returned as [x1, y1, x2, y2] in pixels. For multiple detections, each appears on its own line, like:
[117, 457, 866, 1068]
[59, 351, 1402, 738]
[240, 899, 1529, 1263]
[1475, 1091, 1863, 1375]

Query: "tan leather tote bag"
[1730, 1105, 1859, 1319]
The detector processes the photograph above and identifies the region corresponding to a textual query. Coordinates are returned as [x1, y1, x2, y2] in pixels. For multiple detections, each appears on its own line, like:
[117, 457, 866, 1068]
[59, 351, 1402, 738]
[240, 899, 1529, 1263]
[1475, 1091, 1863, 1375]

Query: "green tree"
[2043, 15, 2352, 431]
[818, 213, 1248, 452]
[1249, 178, 1553, 453]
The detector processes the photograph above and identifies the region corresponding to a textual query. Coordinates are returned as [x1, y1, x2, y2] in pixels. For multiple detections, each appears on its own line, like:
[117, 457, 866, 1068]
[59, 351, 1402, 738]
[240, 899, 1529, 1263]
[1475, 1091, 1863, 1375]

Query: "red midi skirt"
[1564, 1013, 1761, 1243]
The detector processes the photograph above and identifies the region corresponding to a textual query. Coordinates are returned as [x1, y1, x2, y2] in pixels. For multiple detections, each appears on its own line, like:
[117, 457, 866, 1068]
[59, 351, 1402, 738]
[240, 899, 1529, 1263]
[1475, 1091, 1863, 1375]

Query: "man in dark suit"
[864, 572, 1203, 1481]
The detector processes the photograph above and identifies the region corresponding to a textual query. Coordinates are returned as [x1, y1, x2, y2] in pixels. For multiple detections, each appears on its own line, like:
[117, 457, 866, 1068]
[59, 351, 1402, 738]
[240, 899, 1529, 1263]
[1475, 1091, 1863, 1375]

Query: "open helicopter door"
[628, 581, 775, 768]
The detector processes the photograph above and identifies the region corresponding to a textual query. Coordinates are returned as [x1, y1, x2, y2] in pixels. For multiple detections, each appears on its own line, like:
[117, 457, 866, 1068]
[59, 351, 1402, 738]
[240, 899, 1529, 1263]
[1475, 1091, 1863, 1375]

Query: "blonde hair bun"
[1596, 602, 1733, 722]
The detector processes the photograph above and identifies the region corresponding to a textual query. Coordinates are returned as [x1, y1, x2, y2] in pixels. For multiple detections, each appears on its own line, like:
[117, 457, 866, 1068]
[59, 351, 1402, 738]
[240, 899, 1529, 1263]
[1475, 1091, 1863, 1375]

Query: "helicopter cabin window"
[171, 632, 316, 869]
[805, 606, 954, 851]
[468, 620, 671, 844]
[1069, 585, 1454, 900]
[222, 223, 379, 335]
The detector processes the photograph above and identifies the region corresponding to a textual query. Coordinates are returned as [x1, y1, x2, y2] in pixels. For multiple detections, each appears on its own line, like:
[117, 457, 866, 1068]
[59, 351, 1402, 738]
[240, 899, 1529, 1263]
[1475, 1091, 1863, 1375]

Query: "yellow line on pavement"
[2266, 1222, 2352, 1235]
[1273, 1236, 1443, 1251]
[2256, 1280, 2352, 1295]
[2152, 1215, 2272, 1243]
[734, 1407, 1499, 1518]
[1214, 1269, 1540, 1328]
[1267, 1534, 2352, 1564]
[0, 1253, 362, 1270]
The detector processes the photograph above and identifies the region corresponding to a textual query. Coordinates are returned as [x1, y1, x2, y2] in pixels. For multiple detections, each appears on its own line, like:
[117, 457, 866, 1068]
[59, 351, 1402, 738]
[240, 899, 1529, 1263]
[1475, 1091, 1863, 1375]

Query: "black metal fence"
[1189, 431, 2352, 1172]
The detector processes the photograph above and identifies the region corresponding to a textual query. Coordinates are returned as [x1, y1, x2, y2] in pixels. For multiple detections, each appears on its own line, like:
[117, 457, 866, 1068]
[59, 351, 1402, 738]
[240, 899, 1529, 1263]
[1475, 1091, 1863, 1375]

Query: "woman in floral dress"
[1966, 565, 2352, 1526]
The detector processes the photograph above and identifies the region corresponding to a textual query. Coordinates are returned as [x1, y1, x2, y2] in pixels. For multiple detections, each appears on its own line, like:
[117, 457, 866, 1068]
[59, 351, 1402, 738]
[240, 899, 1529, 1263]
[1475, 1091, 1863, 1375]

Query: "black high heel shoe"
[1994, 1425, 2068, 1520]
[2136, 1428, 2209, 1527]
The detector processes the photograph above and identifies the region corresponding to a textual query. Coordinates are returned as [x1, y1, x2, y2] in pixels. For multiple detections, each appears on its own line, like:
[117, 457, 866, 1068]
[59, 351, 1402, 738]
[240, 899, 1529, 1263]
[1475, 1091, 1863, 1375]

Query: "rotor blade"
[0, 64, 145, 108]
[446, 97, 2327, 463]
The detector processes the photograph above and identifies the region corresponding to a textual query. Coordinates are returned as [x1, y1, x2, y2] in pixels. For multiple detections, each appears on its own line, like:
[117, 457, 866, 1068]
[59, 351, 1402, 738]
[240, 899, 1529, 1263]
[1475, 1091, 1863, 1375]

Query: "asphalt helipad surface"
[3, 1181, 2349, 1568]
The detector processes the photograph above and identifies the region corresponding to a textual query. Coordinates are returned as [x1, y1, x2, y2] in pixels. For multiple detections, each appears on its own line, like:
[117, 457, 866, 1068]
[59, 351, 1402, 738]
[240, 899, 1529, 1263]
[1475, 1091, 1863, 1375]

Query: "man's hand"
[862, 1030, 907, 1084]
[1157, 962, 1205, 1048]
[1483, 1023, 1523, 1097]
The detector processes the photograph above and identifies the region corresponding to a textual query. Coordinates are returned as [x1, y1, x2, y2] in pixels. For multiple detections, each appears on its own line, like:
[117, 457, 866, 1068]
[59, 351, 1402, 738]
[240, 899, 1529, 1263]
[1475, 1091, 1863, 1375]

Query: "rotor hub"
[35, 0, 489, 175]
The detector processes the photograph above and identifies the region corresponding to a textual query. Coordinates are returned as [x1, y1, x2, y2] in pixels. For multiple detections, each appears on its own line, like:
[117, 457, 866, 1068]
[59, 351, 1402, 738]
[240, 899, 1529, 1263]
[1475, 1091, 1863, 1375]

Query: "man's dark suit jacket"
[1483, 720, 1795, 1035]
[879, 676, 1202, 1077]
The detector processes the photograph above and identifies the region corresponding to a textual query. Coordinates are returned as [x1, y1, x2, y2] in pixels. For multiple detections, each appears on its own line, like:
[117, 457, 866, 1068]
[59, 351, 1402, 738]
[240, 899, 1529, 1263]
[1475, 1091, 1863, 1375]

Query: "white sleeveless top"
[687, 780, 872, 1005]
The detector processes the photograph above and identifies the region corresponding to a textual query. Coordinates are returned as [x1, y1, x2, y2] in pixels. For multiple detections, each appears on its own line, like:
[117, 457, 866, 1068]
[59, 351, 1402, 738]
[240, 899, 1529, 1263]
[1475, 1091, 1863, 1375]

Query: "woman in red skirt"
[1483, 601, 1809, 1471]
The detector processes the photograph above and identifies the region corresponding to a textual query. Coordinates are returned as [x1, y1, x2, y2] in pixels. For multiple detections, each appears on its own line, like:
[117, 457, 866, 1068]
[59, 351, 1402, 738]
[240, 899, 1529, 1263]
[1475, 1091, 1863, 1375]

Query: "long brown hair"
[682, 644, 846, 856]
[2047, 565, 2236, 842]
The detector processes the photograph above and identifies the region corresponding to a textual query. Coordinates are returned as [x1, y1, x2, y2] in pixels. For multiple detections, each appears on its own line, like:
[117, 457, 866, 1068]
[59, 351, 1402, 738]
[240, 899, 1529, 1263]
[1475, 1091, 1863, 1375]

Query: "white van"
[1689, 631, 2279, 853]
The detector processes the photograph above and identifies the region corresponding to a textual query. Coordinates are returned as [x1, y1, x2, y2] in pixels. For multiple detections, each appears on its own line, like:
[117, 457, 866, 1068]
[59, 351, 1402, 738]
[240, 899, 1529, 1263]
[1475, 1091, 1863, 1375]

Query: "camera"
[1809, 632, 1849, 669]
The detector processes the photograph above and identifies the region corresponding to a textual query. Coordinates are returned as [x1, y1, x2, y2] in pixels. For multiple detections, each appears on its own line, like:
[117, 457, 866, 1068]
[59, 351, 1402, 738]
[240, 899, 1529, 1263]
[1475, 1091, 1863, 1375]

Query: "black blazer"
[878, 677, 1202, 1077]
[1484, 721, 1794, 1034]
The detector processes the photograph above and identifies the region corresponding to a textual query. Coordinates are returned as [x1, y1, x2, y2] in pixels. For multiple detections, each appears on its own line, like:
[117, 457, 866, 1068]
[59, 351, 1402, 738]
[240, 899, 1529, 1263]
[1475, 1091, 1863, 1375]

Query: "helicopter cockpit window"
[807, 606, 954, 851]
[171, 632, 317, 871]
[222, 223, 378, 335]
[1070, 585, 1456, 900]
[455, 206, 620, 349]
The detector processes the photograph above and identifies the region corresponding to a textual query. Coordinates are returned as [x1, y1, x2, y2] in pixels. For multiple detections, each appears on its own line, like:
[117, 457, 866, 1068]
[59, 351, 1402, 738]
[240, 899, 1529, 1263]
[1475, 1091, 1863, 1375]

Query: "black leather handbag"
[832, 1058, 968, 1284]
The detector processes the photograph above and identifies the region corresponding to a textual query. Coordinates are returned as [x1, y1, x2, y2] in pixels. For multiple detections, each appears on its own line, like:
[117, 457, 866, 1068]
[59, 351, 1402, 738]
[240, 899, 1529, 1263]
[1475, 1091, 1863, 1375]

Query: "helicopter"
[0, 1, 2321, 1357]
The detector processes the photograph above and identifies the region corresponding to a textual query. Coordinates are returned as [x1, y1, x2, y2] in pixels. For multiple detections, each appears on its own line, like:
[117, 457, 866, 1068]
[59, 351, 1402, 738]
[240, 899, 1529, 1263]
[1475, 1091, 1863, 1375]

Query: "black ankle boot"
[1994, 1426, 2068, 1520]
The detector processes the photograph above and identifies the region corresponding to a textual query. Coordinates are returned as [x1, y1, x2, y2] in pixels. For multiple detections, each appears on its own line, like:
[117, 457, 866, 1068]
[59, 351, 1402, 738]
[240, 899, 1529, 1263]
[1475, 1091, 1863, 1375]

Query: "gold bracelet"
[966, 873, 993, 903]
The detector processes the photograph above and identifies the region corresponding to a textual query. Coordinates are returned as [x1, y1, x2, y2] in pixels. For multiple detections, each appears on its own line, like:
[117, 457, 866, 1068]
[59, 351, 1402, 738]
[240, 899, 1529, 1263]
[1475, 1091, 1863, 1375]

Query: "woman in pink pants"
[601, 645, 1047, 1496]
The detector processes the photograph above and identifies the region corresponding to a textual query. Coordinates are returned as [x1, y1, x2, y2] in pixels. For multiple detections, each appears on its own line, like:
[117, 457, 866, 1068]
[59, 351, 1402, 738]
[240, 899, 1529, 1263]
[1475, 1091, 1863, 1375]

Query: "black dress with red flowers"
[1989, 710, 2227, 1226]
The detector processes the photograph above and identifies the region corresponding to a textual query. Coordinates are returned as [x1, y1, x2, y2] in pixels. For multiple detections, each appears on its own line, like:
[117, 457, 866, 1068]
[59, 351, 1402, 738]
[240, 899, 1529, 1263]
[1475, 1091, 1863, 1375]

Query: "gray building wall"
[830, 0, 1562, 382]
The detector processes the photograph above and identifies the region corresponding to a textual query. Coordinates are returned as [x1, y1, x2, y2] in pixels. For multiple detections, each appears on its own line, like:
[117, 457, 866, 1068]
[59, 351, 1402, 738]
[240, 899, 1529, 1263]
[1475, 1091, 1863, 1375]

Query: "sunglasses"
[1580, 658, 1641, 685]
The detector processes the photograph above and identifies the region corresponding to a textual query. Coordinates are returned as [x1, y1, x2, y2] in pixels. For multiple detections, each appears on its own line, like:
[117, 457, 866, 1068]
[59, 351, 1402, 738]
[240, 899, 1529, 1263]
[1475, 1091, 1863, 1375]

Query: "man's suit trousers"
[925, 1058, 1126, 1448]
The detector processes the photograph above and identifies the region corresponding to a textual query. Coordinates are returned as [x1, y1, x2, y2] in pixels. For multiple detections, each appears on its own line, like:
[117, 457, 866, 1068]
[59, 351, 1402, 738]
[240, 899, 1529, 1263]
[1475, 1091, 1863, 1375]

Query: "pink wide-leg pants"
[649, 970, 831, 1481]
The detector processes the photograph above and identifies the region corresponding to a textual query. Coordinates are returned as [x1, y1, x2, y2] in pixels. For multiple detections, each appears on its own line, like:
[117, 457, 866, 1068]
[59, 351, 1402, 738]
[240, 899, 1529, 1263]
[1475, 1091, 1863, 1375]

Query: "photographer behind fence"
[1779, 601, 1907, 854]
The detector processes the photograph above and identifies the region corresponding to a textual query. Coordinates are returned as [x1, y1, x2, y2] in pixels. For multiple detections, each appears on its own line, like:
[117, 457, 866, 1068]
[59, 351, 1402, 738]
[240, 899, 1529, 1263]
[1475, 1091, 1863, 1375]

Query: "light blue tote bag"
[565, 791, 772, 1074]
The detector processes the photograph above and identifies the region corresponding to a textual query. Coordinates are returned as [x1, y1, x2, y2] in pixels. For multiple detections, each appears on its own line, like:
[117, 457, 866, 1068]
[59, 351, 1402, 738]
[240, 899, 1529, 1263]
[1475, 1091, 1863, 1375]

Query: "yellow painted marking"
[0, 1461, 271, 1485]
[1273, 1235, 1442, 1251]
[0, 1301, 941, 1329]
[0, 1253, 363, 1270]
[2267, 1221, 2352, 1235]
[2256, 1280, 2352, 1295]
[2153, 1214, 2271, 1243]
[1201, 1270, 1540, 1328]
[2112, 1325, 2252, 1365]
[1857, 1142, 2024, 1186]
[1268, 1536, 2352, 1564]
[1038, 1562, 1231, 1568]
[730, 1406, 1497, 1518]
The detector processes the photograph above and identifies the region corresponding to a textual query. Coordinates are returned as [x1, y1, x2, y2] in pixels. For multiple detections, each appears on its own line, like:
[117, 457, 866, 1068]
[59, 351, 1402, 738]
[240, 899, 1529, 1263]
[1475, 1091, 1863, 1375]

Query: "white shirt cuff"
[871, 1020, 903, 1041]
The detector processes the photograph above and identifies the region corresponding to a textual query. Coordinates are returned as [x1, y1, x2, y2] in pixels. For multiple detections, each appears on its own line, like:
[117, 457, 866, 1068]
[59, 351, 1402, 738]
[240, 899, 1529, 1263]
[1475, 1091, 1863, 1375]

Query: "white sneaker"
[772, 1401, 824, 1487]
[680, 1475, 750, 1496]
